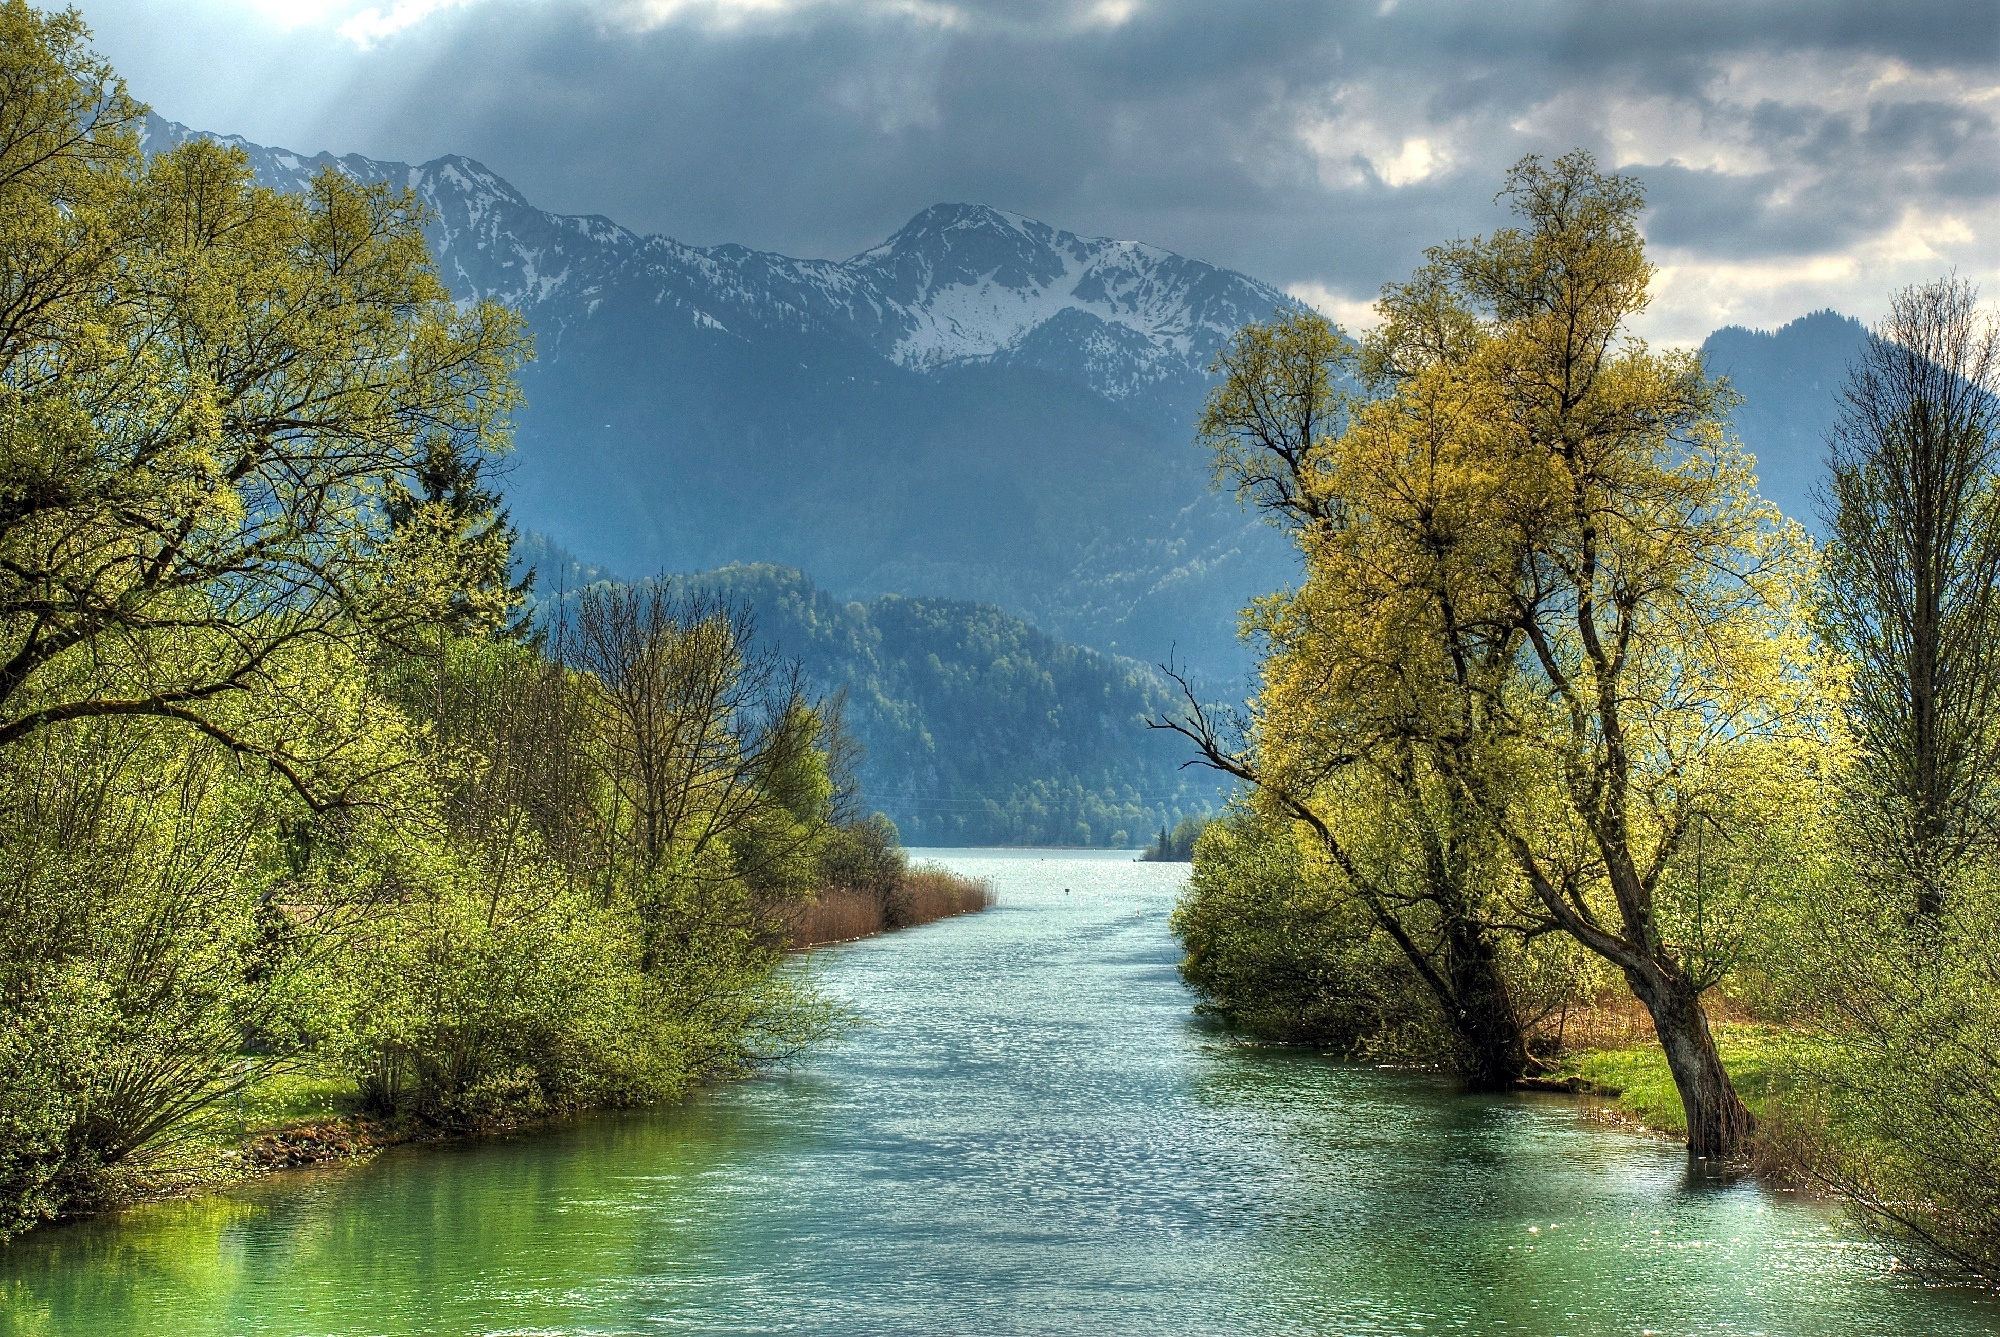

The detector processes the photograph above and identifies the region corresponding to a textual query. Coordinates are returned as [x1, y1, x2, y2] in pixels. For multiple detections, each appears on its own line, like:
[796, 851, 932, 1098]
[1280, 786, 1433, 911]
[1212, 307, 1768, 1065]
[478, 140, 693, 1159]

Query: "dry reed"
[1531, 989, 1754, 1057]
[778, 864, 995, 950]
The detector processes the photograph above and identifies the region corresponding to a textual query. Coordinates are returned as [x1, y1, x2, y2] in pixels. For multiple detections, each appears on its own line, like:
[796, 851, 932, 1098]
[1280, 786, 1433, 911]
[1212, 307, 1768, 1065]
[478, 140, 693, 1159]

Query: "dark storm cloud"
[77, 0, 2000, 329]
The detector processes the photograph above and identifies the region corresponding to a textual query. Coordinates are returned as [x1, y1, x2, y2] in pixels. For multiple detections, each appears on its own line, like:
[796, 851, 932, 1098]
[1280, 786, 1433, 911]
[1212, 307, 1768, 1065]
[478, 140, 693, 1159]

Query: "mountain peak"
[145, 115, 1291, 407]
[838, 202, 1285, 384]
[885, 202, 1043, 239]
[854, 203, 1073, 301]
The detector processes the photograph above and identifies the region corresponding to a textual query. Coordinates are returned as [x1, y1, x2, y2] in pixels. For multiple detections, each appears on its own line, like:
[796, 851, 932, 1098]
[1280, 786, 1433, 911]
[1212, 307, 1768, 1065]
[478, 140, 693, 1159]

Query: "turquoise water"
[2, 848, 1993, 1336]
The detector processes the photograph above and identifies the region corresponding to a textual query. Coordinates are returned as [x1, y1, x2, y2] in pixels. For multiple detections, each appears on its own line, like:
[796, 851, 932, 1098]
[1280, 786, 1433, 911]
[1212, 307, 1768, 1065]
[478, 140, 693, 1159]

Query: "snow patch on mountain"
[142, 116, 1292, 407]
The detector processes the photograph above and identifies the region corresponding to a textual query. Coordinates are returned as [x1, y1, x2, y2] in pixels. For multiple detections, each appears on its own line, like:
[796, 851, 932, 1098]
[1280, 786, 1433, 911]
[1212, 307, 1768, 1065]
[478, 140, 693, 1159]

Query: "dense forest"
[1167, 154, 2000, 1272]
[520, 547, 1226, 848]
[0, 6, 980, 1243]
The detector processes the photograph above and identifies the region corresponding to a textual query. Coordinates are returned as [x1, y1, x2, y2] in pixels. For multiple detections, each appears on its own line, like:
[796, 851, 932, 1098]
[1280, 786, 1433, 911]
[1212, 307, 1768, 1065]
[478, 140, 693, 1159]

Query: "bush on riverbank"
[1172, 809, 1441, 1054]
[1173, 808, 1604, 1066]
[1750, 862, 2000, 1274]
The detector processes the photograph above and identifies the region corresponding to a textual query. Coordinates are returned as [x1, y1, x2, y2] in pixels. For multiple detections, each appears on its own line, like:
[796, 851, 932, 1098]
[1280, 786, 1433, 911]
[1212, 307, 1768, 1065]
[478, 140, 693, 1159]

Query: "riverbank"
[1547, 1029, 1789, 1142]
[1530, 994, 1794, 1144]
[58, 872, 997, 1229]
[16, 849, 1988, 1336]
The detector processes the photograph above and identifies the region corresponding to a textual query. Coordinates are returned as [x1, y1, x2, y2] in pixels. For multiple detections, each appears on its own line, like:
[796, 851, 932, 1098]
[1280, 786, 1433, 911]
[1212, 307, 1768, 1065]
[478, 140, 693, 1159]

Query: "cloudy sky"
[75, 0, 2000, 342]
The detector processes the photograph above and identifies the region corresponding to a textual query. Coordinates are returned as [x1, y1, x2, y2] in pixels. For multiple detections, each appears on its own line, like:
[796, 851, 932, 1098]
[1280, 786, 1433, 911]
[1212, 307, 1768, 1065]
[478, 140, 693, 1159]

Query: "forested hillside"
[520, 539, 1224, 846]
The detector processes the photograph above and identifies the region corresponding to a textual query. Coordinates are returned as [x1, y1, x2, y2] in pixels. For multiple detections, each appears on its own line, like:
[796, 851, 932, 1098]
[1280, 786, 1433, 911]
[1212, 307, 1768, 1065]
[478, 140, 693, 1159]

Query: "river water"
[3, 849, 1994, 1336]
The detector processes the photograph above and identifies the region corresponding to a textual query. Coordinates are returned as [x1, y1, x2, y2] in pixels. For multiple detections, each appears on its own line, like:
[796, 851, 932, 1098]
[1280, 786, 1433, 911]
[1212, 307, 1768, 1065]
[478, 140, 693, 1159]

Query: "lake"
[2, 849, 1993, 1336]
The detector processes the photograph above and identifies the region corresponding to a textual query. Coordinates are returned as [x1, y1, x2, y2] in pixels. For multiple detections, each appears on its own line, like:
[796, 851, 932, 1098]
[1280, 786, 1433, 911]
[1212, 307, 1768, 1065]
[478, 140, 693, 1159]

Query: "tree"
[385, 436, 534, 639]
[1818, 277, 2000, 917]
[1181, 155, 1827, 1157]
[0, 1, 528, 805]
[1387, 152, 1823, 1159]
[1165, 308, 1537, 1091]
[568, 584, 828, 957]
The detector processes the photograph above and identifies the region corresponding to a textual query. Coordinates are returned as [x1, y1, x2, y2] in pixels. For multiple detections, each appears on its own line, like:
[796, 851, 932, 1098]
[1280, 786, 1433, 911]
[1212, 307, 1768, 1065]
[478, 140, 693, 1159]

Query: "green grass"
[178, 1068, 364, 1155]
[238, 1070, 361, 1132]
[1556, 1024, 1795, 1137]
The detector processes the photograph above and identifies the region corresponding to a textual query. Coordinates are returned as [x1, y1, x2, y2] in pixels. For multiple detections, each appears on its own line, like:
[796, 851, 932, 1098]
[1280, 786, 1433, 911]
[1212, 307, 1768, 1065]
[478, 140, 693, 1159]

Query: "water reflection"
[1, 849, 1993, 1336]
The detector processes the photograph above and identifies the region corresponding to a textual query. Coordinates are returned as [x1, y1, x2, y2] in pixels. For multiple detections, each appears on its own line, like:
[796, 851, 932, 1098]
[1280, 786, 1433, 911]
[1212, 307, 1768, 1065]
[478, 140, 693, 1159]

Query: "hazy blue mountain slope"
[1702, 310, 1869, 527]
[700, 565, 1226, 847]
[504, 291, 1283, 675]
[521, 544, 1223, 846]
[143, 115, 1293, 680]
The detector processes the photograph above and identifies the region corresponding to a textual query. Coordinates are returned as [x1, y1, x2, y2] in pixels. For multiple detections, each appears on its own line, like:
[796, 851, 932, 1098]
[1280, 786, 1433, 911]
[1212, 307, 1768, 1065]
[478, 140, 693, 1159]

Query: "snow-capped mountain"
[142, 115, 1299, 679]
[143, 116, 1288, 415]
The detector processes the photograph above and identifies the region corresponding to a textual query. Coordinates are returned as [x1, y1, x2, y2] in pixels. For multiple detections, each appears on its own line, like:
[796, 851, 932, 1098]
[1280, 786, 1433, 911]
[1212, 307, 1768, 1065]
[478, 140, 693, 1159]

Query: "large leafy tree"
[1384, 153, 1826, 1159]
[1183, 155, 1829, 1159]
[1166, 309, 1538, 1091]
[0, 1, 528, 805]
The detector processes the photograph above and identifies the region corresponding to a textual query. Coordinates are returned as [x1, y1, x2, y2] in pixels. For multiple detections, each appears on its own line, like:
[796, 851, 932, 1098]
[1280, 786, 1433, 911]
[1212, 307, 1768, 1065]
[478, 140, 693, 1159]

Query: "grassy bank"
[75, 873, 997, 1221]
[1546, 1025, 1793, 1141]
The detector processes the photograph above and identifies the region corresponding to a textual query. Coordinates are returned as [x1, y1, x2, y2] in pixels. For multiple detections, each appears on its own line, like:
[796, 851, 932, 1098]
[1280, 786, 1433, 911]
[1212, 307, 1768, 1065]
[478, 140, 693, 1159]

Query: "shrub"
[1172, 808, 1443, 1055]
[325, 843, 668, 1127]
[0, 722, 330, 1237]
[1764, 857, 2000, 1273]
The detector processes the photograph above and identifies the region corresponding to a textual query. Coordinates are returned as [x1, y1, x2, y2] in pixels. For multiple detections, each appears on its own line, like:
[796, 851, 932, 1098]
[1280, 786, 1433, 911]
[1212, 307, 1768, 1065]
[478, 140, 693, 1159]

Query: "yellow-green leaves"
[0, 7, 529, 804]
[1203, 152, 1834, 1150]
[1197, 308, 1355, 533]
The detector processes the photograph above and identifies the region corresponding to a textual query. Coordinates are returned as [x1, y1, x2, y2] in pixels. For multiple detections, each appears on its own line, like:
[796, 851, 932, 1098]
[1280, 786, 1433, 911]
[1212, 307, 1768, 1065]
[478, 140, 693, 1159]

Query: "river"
[2, 849, 1994, 1336]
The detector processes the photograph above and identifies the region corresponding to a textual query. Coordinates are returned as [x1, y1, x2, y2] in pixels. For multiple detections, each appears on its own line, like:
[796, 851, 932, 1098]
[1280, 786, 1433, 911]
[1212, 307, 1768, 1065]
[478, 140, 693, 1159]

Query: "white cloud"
[1286, 282, 1380, 333]
[336, 0, 479, 45]
[1297, 93, 1457, 191]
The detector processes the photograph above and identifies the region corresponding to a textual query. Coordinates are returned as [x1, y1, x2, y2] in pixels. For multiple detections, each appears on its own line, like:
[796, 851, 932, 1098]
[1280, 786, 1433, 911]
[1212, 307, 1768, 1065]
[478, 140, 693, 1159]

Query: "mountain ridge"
[140, 115, 1289, 415]
[143, 113, 1870, 678]
[516, 537, 1223, 845]
[142, 112, 1298, 680]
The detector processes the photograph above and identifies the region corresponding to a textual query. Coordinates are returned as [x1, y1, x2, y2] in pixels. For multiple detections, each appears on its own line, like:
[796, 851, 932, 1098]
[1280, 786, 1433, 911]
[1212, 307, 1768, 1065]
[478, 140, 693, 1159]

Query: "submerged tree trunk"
[1623, 961, 1754, 1161]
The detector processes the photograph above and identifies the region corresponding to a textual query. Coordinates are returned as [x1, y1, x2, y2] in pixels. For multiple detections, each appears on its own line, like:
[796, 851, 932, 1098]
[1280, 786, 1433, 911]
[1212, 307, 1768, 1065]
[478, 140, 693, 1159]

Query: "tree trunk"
[1624, 963, 1754, 1161]
[1443, 920, 1531, 1092]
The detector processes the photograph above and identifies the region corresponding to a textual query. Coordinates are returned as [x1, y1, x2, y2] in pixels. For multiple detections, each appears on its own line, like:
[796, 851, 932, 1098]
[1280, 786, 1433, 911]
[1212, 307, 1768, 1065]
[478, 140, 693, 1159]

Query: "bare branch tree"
[1819, 277, 2000, 916]
[568, 583, 828, 964]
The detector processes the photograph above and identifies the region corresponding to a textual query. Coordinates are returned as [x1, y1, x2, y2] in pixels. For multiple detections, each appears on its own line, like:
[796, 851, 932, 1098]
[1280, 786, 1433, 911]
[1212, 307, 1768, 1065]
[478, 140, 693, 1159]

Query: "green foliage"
[0, 10, 859, 1244]
[0, 0, 528, 797]
[0, 713, 333, 1242]
[324, 843, 666, 1127]
[816, 814, 908, 899]
[0, 966, 107, 1240]
[1757, 850, 2000, 1273]
[1171, 809, 1441, 1054]
[1142, 814, 1207, 861]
